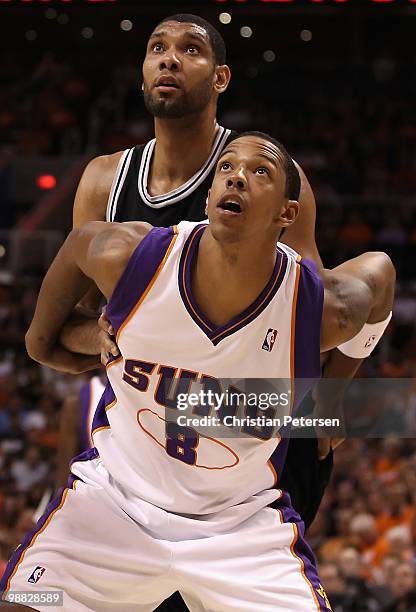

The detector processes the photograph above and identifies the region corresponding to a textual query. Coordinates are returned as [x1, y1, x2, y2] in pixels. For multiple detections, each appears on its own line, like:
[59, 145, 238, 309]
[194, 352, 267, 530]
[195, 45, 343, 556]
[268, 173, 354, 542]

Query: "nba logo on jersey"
[365, 334, 376, 348]
[262, 329, 278, 352]
[28, 566, 46, 584]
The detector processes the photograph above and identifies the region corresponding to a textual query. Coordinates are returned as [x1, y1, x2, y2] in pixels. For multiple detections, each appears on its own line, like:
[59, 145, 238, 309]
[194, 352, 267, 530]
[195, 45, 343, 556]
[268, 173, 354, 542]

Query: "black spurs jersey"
[107, 125, 234, 226]
[104, 123, 333, 531]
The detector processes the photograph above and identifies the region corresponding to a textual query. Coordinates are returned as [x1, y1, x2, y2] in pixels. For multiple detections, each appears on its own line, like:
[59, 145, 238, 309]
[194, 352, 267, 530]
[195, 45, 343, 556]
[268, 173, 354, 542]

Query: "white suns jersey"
[79, 375, 106, 451]
[90, 221, 323, 516]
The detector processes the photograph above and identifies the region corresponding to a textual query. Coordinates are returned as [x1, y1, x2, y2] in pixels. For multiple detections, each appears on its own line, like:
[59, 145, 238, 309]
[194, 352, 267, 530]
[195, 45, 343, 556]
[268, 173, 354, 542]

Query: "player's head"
[142, 14, 230, 119]
[207, 131, 300, 244]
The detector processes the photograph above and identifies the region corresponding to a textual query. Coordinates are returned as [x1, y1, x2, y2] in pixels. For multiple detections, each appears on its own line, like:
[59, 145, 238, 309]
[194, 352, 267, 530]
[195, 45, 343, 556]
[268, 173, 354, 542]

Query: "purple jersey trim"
[106, 226, 177, 338]
[293, 258, 324, 407]
[268, 258, 323, 485]
[274, 492, 329, 611]
[79, 380, 92, 452]
[178, 225, 288, 346]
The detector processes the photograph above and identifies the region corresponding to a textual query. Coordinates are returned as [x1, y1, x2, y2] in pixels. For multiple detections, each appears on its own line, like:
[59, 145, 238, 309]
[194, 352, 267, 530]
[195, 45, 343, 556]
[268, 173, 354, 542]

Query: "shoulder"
[84, 221, 153, 261]
[73, 151, 126, 226]
[74, 221, 153, 299]
[81, 151, 126, 197]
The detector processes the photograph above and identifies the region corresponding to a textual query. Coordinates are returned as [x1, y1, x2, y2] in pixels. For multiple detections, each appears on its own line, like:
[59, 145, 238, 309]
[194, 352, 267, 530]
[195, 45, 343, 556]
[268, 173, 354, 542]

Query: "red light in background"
[36, 174, 57, 190]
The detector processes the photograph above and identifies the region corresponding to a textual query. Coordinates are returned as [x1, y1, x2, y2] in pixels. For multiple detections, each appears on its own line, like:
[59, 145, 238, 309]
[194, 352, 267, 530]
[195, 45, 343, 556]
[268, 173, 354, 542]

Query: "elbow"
[375, 251, 396, 307]
[25, 330, 47, 364]
[365, 251, 396, 321]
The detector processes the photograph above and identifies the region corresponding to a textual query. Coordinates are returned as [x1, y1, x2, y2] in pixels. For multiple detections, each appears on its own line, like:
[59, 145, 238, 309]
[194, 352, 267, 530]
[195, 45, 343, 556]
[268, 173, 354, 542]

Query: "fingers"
[318, 438, 331, 460]
[98, 311, 114, 335]
[331, 437, 345, 451]
[99, 329, 119, 365]
[318, 437, 345, 460]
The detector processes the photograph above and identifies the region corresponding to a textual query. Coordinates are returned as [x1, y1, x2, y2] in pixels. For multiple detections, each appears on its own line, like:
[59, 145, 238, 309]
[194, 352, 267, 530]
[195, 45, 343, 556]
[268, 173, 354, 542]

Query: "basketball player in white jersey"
[2, 133, 394, 611]
[17, 15, 393, 611]
[48, 14, 389, 532]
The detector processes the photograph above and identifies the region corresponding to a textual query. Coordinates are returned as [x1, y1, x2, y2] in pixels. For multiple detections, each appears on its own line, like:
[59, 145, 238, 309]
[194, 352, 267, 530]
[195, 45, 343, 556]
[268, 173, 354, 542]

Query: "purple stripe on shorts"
[106, 226, 176, 338]
[275, 491, 329, 611]
[293, 258, 324, 409]
[79, 380, 92, 452]
[0, 487, 67, 596]
[69, 446, 99, 468]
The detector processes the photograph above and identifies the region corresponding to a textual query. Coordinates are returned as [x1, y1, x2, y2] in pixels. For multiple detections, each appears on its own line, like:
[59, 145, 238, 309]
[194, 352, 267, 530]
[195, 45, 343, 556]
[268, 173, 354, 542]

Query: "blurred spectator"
[319, 562, 350, 611]
[338, 211, 374, 247]
[383, 562, 416, 611]
[376, 483, 414, 535]
[10, 446, 48, 492]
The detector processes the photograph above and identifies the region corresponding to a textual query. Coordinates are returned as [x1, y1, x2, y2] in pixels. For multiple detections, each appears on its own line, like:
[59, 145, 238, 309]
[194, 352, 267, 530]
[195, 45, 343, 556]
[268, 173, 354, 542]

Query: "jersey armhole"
[106, 149, 134, 222]
[106, 226, 179, 339]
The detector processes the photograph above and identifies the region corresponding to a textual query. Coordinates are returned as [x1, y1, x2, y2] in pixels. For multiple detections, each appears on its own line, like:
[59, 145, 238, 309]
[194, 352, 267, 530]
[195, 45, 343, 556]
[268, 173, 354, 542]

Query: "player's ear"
[276, 200, 299, 228]
[214, 65, 231, 94]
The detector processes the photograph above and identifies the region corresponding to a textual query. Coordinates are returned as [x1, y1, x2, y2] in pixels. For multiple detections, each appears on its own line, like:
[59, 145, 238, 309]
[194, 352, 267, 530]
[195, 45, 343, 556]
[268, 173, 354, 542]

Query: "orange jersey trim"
[116, 226, 179, 343]
[289, 257, 301, 414]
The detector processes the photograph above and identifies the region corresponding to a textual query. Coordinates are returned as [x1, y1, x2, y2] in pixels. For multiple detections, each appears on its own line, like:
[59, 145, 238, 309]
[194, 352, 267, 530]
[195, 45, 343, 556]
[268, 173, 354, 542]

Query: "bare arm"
[321, 252, 395, 352]
[57, 152, 123, 354]
[25, 222, 151, 373]
[55, 395, 81, 489]
[280, 160, 322, 266]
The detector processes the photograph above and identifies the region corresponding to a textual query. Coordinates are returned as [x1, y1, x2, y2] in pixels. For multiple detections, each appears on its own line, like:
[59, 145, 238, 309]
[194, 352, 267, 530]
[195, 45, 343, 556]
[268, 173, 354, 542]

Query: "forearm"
[56, 396, 81, 490]
[26, 227, 103, 373]
[59, 312, 102, 355]
[25, 333, 100, 374]
[316, 350, 362, 413]
[332, 251, 395, 324]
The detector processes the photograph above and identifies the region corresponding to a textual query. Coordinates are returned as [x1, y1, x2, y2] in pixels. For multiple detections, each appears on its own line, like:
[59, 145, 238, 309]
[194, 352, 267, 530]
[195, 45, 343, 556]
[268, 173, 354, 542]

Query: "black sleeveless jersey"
[105, 123, 333, 531]
[107, 125, 235, 226]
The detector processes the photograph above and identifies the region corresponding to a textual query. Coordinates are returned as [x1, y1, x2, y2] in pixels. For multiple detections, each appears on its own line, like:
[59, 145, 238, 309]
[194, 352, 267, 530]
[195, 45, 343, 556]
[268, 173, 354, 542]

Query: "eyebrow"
[149, 30, 209, 47]
[219, 148, 279, 168]
[257, 153, 279, 168]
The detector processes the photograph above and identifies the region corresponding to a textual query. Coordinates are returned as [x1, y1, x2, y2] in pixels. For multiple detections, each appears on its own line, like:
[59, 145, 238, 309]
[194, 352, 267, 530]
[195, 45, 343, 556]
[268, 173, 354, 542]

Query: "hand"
[98, 307, 119, 365]
[318, 437, 345, 460]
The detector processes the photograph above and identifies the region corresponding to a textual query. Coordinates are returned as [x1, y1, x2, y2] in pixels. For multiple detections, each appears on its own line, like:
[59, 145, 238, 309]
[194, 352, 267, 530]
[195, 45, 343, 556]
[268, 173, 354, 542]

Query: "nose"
[159, 50, 180, 72]
[226, 170, 246, 190]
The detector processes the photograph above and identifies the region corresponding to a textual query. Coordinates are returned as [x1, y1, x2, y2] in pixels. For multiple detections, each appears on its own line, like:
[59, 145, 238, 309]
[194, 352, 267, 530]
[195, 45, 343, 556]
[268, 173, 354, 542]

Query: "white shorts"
[0, 455, 331, 611]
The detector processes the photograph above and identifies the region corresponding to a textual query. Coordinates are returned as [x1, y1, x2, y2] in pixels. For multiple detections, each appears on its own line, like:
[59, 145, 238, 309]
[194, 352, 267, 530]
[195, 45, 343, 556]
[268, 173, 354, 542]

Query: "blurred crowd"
[1, 18, 416, 611]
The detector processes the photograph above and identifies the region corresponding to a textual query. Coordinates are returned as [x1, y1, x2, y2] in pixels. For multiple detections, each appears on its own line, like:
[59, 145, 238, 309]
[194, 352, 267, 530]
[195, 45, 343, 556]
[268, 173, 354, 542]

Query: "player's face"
[207, 136, 298, 243]
[142, 21, 217, 119]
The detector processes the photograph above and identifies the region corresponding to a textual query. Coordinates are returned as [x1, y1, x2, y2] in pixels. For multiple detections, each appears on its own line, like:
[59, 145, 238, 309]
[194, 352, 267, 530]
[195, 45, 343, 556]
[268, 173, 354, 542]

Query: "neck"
[152, 107, 218, 183]
[192, 229, 278, 327]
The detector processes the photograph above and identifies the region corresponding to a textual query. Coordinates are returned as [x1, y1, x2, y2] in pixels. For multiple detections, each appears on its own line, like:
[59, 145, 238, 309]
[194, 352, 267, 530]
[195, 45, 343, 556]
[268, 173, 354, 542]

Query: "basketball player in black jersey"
[28, 14, 387, 612]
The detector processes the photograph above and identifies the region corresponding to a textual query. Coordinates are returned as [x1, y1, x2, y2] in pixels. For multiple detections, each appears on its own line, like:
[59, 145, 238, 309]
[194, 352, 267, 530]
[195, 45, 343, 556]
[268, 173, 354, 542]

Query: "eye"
[152, 43, 164, 53]
[219, 161, 232, 171]
[255, 167, 269, 176]
[186, 45, 199, 54]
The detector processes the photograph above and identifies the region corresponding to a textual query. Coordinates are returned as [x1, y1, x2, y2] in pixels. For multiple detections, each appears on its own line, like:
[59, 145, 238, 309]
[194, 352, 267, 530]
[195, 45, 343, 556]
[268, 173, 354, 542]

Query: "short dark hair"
[231, 131, 301, 201]
[157, 14, 227, 66]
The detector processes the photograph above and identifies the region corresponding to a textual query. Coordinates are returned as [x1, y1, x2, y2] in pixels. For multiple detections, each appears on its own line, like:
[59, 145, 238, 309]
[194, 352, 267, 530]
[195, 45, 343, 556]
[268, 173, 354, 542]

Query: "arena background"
[1, 1, 416, 610]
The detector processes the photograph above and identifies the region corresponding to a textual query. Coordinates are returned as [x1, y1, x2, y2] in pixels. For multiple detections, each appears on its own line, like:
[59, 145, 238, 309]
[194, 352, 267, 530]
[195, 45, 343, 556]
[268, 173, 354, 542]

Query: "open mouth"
[218, 201, 243, 215]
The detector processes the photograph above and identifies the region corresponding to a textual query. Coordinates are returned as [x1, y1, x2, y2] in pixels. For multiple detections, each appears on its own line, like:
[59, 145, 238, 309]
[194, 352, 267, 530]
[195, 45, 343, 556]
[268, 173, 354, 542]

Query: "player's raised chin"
[206, 134, 299, 244]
